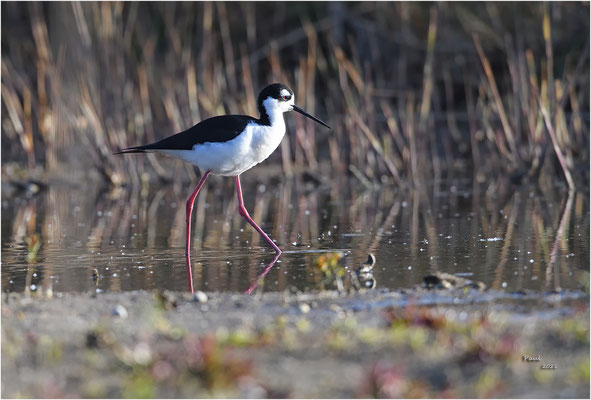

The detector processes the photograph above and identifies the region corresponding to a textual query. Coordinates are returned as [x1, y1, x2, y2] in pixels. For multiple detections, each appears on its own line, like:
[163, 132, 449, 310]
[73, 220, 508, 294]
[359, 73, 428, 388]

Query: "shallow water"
[2, 175, 589, 294]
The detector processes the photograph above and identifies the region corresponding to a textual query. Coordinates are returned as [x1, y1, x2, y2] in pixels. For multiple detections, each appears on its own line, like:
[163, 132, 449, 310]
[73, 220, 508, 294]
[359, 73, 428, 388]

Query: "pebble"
[299, 303, 311, 314]
[193, 291, 208, 303]
[113, 304, 128, 319]
[329, 304, 342, 313]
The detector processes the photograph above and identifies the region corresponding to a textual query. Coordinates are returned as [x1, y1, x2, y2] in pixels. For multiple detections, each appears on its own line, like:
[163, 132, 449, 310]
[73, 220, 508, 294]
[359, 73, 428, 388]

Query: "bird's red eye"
[282, 96, 288, 100]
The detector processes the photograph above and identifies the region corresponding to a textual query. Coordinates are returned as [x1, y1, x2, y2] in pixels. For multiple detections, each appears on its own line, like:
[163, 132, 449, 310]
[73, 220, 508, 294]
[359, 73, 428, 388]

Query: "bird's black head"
[256, 83, 331, 129]
[257, 83, 294, 116]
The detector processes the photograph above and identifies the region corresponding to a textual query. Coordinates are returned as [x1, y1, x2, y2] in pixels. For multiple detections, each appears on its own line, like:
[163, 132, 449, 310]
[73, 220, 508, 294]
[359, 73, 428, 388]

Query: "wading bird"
[116, 83, 331, 292]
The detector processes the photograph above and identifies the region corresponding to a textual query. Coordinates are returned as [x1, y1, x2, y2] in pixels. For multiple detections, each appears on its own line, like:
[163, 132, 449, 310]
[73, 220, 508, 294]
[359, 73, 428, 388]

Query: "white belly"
[158, 121, 286, 176]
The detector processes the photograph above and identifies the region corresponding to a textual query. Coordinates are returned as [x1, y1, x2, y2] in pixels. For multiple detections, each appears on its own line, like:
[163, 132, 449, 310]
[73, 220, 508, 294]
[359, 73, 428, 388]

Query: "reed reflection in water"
[2, 175, 588, 294]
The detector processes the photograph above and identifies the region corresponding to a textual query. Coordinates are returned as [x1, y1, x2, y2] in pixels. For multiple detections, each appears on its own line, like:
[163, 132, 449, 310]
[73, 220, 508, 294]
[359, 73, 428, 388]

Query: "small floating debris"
[423, 271, 486, 291]
[352, 254, 377, 290]
[313, 252, 377, 292]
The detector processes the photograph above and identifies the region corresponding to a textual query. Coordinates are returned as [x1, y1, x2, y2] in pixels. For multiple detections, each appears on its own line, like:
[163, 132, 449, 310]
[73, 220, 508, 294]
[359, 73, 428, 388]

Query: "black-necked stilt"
[116, 83, 331, 292]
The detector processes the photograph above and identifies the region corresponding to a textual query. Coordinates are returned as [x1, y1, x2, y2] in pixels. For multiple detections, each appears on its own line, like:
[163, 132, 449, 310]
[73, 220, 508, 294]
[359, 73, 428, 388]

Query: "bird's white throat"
[262, 96, 295, 125]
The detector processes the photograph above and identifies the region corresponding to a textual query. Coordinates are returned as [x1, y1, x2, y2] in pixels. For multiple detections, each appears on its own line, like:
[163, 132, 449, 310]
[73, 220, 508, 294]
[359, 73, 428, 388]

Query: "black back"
[116, 115, 255, 153]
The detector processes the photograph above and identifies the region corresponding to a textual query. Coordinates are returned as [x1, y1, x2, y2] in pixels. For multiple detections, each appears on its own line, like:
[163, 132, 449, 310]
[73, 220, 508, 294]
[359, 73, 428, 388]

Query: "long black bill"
[292, 105, 332, 129]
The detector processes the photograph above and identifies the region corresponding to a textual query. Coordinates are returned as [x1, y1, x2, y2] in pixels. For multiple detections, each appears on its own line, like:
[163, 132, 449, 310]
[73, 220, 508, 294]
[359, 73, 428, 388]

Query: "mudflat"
[2, 288, 588, 398]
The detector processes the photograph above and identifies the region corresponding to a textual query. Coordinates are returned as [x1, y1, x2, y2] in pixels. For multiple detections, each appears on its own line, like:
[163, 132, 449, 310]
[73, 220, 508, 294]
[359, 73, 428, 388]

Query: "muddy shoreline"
[2, 288, 589, 398]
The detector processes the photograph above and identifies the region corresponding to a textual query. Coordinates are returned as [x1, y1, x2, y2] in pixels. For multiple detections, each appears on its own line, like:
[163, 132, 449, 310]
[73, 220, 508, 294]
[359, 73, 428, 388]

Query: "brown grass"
[1, 2, 589, 189]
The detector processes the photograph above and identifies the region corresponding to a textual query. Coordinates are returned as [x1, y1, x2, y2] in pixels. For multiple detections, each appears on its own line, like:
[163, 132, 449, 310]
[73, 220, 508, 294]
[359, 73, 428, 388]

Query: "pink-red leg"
[185, 170, 211, 293]
[235, 175, 282, 255]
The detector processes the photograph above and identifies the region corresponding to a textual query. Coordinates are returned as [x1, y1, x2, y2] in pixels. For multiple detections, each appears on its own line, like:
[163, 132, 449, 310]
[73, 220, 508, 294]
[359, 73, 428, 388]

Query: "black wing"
[115, 115, 254, 154]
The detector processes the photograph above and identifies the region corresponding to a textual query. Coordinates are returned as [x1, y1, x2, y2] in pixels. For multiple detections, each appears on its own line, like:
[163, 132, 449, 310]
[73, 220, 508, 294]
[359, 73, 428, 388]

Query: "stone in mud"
[193, 291, 208, 303]
[113, 304, 128, 318]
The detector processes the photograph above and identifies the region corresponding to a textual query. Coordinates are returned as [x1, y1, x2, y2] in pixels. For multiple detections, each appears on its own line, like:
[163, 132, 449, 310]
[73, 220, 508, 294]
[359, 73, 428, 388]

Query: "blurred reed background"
[1, 2, 589, 189]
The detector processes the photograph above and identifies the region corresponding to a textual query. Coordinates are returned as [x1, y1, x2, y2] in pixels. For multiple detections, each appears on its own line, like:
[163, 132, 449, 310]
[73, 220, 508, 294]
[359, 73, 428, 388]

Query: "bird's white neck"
[267, 108, 286, 129]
